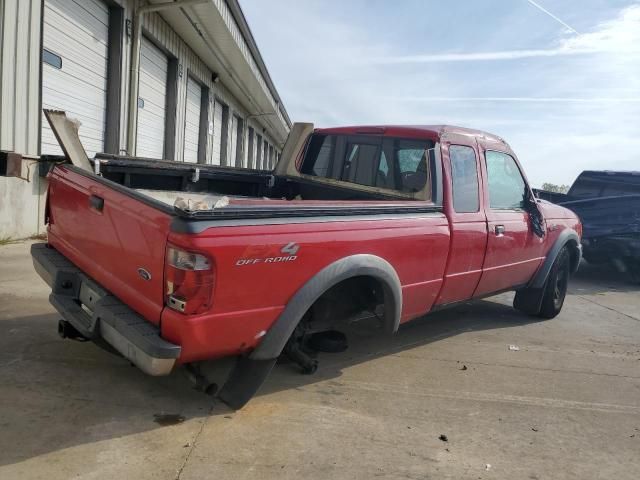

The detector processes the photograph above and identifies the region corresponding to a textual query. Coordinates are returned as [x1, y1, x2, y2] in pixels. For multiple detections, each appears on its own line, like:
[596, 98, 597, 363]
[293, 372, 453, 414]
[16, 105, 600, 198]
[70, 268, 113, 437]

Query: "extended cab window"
[301, 133, 434, 196]
[449, 145, 479, 213]
[485, 150, 526, 210]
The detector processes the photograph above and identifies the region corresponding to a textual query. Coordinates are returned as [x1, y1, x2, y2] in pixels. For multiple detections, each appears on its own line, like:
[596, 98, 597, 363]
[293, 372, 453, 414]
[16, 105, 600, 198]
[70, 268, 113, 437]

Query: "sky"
[241, 0, 640, 188]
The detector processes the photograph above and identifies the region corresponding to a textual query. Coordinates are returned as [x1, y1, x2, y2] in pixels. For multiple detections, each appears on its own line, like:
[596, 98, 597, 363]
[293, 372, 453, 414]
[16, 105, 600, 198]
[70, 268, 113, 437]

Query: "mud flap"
[216, 357, 277, 410]
[513, 287, 544, 315]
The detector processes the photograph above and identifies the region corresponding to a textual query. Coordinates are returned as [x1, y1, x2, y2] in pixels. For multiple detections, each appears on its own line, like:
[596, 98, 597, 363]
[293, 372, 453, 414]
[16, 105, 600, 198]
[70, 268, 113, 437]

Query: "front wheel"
[538, 247, 571, 319]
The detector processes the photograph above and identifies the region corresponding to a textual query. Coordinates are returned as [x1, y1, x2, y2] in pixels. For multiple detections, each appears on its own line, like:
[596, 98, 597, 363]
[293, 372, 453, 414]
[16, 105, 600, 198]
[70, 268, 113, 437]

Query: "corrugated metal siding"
[0, 0, 44, 237]
[0, 0, 42, 156]
[211, 0, 286, 127]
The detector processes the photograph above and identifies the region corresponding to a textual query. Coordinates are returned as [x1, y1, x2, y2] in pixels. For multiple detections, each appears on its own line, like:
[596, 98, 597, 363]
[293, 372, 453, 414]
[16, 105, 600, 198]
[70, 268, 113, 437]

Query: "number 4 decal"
[281, 242, 300, 255]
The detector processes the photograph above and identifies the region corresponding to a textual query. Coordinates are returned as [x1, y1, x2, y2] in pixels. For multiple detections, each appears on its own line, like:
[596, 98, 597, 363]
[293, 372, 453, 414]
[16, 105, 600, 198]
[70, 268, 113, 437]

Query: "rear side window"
[485, 150, 526, 210]
[300, 133, 434, 197]
[449, 145, 479, 213]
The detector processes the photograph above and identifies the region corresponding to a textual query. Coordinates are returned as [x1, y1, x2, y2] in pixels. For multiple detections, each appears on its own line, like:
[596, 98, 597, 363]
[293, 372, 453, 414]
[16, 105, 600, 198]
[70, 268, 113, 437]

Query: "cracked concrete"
[1, 241, 639, 479]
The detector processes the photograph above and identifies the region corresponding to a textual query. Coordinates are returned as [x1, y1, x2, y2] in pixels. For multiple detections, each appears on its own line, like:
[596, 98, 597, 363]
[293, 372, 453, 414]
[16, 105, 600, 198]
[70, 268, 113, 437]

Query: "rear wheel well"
[302, 275, 387, 334]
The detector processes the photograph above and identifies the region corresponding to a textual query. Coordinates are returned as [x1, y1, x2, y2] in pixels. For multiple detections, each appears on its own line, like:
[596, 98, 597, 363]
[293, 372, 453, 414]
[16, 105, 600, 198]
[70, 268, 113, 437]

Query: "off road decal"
[235, 243, 300, 266]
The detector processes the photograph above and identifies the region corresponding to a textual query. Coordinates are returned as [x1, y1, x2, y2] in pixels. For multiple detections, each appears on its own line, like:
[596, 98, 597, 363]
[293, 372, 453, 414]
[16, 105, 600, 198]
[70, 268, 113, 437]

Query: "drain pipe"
[126, 0, 207, 156]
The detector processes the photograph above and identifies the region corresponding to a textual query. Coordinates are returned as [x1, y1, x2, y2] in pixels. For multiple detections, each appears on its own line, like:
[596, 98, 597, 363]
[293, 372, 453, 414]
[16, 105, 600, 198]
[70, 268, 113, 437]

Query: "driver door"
[473, 145, 545, 297]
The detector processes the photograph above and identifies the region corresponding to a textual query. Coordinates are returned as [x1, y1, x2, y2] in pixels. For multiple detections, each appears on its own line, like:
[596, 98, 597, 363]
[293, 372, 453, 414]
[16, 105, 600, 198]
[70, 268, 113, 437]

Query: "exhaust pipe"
[58, 320, 87, 341]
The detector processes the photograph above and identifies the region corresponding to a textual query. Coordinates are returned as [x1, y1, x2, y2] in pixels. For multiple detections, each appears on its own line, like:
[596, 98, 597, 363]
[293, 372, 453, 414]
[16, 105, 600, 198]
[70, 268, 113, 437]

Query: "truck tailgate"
[47, 165, 172, 325]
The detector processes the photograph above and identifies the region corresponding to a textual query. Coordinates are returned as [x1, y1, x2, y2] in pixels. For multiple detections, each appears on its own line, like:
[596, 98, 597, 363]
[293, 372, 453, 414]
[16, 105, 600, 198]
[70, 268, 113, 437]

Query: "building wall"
[113, 0, 282, 165]
[0, 0, 44, 238]
[0, 0, 286, 238]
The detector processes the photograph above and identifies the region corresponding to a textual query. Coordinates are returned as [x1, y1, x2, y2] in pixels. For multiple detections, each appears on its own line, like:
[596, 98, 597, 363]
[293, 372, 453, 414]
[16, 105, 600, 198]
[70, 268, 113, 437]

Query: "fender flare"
[250, 254, 403, 361]
[530, 228, 582, 289]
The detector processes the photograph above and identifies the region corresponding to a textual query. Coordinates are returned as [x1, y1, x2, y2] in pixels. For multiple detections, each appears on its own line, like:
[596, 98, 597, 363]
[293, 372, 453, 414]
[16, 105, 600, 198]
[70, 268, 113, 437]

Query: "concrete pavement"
[1, 240, 638, 479]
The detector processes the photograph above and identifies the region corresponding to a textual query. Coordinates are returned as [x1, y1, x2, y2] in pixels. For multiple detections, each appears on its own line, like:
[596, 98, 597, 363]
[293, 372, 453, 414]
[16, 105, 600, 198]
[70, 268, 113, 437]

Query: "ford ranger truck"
[32, 111, 582, 408]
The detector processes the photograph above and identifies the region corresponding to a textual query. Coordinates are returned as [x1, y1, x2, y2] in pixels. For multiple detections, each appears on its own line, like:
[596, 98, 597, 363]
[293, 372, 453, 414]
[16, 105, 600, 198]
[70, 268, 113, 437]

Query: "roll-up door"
[183, 76, 201, 163]
[41, 0, 109, 157]
[136, 36, 168, 159]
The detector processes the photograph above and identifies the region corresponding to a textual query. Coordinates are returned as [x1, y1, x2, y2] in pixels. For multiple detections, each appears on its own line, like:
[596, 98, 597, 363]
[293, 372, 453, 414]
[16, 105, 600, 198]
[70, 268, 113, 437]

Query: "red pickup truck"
[32, 113, 582, 408]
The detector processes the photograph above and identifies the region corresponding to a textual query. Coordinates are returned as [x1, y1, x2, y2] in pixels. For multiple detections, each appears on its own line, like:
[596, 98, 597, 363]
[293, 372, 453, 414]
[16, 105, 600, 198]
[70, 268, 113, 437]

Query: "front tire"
[538, 247, 571, 319]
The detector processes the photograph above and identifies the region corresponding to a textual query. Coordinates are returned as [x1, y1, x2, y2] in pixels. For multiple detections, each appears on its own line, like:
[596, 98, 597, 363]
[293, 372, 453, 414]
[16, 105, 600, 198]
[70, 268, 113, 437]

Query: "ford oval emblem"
[137, 268, 151, 281]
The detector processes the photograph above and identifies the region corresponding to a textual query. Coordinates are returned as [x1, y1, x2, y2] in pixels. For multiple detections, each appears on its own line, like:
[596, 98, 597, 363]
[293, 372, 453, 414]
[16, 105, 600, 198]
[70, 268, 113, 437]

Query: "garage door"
[136, 36, 168, 159]
[41, 0, 109, 157]
[183, 76, 201, 163]
[211, 101, 223, 165]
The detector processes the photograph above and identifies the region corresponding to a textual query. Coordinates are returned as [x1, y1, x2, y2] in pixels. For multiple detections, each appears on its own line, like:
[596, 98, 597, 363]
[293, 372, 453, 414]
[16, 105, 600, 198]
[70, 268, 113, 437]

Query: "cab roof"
[315, 125, 506, 144]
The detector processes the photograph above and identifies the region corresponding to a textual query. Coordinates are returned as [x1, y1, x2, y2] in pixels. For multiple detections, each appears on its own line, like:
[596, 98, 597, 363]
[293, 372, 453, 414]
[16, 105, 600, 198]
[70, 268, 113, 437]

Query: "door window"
[485, 151, 527, 210]
[449, 145, 479, 213]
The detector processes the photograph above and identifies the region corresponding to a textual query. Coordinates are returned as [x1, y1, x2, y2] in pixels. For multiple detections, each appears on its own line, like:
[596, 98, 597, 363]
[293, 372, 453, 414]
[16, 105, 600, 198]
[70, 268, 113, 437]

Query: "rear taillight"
[165, 245, 214, 315]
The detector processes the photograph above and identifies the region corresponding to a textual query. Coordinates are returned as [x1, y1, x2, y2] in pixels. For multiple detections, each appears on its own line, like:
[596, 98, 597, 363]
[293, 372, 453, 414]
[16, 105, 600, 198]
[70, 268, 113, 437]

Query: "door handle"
[89, 194, 104, 212]
[495, 225, 505, 236]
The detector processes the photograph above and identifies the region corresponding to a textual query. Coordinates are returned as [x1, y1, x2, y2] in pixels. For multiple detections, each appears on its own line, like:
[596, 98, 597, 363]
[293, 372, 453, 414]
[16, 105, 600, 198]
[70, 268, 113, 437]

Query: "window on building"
[42, 49, 62, 69]
[449, 145, 479, 213]
[485, 150, 527, 210]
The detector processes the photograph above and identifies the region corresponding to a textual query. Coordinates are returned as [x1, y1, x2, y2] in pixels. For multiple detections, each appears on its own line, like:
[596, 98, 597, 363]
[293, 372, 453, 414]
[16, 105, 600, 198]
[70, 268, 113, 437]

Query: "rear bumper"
[31, 243, 181, 376]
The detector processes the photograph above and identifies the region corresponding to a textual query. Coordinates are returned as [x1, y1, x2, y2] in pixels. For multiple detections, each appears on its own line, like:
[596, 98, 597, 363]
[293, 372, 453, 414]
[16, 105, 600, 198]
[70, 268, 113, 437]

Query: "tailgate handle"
[89, 194, 104, 212]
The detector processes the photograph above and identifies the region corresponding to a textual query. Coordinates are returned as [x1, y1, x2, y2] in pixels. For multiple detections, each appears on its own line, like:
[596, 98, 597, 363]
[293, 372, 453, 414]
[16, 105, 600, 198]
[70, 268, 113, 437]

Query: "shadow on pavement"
[4, 257, 631, 467]
[0, 297, 537, 466]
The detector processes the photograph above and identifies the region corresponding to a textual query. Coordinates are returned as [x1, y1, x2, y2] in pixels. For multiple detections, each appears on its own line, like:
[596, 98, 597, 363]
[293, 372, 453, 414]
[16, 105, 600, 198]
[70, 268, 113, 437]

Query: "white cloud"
[242, 1, 640, 186]
[388, 97, 640, 103]
[370, 4, 640, 64]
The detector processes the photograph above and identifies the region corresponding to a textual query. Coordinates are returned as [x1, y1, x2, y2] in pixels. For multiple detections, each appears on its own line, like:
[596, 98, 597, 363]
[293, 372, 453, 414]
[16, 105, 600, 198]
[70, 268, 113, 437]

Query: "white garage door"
[41, 0, 109, 157]
[211, 101, 223, 165]
[136, 36, 168, 159]
[183, 76, 201, 163]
